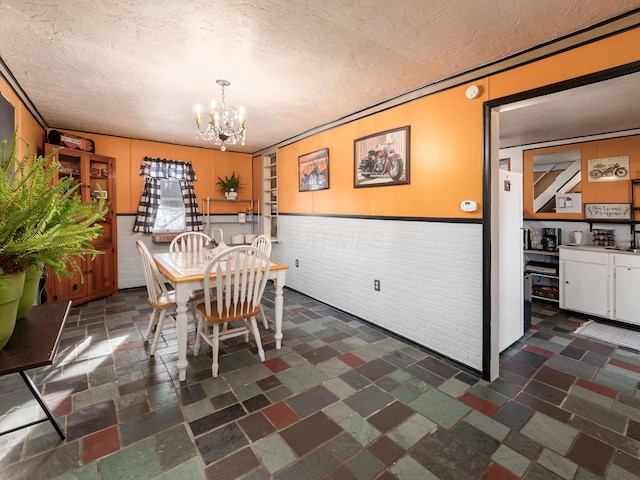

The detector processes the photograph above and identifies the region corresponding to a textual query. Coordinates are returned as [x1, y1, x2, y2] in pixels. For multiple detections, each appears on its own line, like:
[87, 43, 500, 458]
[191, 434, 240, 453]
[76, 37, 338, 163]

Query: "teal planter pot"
[16, 264, 44, 319]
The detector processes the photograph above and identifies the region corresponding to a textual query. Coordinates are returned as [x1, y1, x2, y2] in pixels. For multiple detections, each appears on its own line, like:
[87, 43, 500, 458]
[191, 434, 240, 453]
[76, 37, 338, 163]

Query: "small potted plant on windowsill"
[216, 171, 243, 199]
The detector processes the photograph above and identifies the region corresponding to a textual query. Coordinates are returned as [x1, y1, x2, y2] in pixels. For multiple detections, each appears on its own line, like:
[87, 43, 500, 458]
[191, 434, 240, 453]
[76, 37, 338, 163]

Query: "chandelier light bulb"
[194, 79, 246, 150]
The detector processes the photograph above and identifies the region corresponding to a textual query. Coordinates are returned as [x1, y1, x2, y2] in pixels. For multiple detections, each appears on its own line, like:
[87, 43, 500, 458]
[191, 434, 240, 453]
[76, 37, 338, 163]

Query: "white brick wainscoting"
[272, 215, 483, 371]
[116, 215, 257, 289]
[116, 214, 484, 370]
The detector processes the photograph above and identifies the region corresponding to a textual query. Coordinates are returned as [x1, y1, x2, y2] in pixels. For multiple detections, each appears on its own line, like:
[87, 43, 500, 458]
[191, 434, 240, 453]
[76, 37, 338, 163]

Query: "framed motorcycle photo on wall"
[587, 155, 629, 182]
[354, 126, 410, 188]
[298, 148, 330, 192]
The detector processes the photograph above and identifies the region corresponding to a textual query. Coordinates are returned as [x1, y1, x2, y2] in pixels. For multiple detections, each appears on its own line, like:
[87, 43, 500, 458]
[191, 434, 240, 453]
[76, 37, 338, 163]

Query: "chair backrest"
[202, 246, 271, 320]
[136, 240, 171, 306]
[170, 231, 212, 253]
[250, 235, 272, 257]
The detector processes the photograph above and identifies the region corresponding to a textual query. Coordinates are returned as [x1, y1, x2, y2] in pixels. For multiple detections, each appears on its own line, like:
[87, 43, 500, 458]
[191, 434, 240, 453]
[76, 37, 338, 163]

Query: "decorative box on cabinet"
[44, 144, 118, 305]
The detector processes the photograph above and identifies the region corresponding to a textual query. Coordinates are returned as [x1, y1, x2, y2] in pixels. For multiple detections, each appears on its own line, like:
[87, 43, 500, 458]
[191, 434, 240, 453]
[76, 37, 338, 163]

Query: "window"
[152, 178, 186, 233]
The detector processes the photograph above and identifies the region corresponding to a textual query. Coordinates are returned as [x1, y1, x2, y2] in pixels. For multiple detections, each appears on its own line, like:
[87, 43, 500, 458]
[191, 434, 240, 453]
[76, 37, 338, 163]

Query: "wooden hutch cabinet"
[44, 144, 118, 305]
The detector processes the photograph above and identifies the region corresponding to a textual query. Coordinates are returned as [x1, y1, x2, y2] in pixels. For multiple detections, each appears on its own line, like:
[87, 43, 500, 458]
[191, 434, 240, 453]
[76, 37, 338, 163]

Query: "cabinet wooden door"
[47, 256, 89, 304]
[560, 260, 609, 318]
[88, 248, 115, 298]
[44, 144, 117, 305]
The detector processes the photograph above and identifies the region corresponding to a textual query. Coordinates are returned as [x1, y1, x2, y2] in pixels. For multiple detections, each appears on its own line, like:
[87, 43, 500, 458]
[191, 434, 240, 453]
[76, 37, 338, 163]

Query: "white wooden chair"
[169, 231, 212, 253]
[250, 235, 272, 329]
[169, 231, 212, 319]
[136, 240, 203, 355]
[193, 246, 270, 377]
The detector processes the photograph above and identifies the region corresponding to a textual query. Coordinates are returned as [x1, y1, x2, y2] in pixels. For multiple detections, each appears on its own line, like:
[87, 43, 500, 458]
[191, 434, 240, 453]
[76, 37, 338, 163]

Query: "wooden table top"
[0, 301, 71, 376]
[154, 250, 289, 283]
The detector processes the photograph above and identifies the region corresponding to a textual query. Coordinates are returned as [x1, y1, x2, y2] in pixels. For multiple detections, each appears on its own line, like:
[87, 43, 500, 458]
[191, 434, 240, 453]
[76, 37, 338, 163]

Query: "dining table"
[153, 249, 289, 381]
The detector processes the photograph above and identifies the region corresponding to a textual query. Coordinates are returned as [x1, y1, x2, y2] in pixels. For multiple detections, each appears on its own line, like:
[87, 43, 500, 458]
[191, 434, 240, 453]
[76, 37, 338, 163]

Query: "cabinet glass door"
[58, 152, 83, 198]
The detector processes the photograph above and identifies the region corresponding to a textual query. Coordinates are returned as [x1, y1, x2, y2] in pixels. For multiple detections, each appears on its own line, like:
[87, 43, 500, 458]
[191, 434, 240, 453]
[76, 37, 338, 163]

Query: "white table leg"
[274, 270, 286, 349]
[175, 286, 190, 382]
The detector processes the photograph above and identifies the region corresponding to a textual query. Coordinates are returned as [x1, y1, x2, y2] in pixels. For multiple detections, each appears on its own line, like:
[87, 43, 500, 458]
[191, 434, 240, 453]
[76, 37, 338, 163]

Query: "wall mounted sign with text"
[584, 203, 632, 220]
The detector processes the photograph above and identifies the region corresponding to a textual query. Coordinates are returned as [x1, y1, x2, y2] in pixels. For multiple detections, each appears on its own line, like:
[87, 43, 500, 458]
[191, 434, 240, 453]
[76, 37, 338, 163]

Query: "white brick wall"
[272, 215, 484, 370]
[116, 214, 484, 370]
[116, 215, 258, 289]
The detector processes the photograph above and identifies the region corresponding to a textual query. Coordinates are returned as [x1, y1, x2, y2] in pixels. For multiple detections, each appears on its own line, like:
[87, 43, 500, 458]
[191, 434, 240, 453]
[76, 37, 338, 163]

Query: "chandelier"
[195, 79, 246, 151]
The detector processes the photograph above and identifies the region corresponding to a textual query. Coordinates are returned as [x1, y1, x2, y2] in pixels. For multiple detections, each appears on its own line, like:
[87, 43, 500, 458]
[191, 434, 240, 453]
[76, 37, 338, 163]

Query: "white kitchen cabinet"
[613, 254, 640, 325]
[560, 248, 610, 318]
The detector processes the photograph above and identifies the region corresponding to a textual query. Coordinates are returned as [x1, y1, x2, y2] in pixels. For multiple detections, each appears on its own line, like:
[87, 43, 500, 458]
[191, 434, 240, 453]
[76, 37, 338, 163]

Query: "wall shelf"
[262, 154, 279, 242]
[201, 197, 258, 236]
[632, 179, 640, 247]
[524, 249, 560, 303]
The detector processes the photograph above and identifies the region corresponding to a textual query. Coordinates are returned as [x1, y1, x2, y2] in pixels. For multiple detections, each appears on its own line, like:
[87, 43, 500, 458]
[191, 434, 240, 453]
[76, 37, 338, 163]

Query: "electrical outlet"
[374, 279, 380, 291]
[295, 259, 299, 267]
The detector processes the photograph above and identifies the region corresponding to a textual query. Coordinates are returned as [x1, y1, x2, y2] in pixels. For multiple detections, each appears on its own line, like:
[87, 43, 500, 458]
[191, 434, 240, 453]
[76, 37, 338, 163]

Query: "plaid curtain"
[133, 157, 203, 233]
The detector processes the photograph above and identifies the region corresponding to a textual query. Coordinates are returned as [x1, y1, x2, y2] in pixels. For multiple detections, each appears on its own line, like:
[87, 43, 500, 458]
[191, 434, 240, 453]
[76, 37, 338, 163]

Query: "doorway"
[483, 62, 640, 381]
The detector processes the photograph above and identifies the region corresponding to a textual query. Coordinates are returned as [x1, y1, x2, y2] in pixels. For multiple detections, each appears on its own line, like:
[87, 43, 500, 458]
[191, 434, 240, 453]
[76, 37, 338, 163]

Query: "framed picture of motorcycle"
[354, 126, 410, 188]
[298, 148, 330, 191]
[587, 155, 629, 182]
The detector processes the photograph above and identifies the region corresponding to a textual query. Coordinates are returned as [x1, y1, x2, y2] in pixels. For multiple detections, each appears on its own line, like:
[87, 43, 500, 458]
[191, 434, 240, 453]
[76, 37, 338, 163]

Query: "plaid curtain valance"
[138, 157, 198, 181]
[133, 157, 203, 233]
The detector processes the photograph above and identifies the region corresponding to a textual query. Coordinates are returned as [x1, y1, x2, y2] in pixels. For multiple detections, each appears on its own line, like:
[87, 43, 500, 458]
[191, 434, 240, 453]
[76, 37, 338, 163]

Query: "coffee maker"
[542, 228, 561, 251]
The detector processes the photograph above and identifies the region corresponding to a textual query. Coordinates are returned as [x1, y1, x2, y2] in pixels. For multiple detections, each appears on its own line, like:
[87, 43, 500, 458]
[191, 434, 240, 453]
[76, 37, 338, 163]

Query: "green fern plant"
[0, 133, 108, 287]
[216, 171, 243, 195]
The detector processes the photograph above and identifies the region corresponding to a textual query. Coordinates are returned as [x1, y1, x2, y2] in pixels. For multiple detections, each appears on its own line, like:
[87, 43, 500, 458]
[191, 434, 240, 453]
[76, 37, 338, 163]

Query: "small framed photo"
[92, 190, 108, 200]
[354, 126, 409, 187]
[298, 148, 329, 192]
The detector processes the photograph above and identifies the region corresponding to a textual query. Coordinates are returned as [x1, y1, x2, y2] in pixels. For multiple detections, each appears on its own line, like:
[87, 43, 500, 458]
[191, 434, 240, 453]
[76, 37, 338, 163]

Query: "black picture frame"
[298, 148, 329, 192]
[354, 126, 410, 188]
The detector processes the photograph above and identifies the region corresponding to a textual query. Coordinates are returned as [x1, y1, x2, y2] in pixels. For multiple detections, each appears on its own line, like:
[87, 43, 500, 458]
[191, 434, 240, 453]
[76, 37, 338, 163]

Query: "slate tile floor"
[0, 289, 639, 479]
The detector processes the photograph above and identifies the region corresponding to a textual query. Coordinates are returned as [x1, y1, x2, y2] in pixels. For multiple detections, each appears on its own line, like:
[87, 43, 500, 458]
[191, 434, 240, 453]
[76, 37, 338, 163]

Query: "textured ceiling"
[1, 1, 640, 153]
[499, 70, 640, 148]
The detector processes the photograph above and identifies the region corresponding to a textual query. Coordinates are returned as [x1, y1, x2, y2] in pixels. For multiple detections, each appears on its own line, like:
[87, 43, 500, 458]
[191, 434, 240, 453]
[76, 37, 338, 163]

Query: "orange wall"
[523, 135, 640, 218]
[490, 29, 640, 98]
[1, 74, 253, 215]
[60, 131, 253, 214]
[279, 82, 488, 219]
[0, 76, 45, 158]
[279, 27, 640, 220]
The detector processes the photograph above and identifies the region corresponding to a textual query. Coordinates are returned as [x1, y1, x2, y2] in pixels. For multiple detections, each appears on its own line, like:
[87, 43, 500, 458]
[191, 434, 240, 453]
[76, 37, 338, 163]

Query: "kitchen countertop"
[559, 244, 640, 255]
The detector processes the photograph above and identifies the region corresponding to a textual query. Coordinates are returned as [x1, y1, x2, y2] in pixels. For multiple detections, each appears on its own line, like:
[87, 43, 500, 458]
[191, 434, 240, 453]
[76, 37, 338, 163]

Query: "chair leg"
[212, 324, 220, 378]
[250, 316, 265, 362]
[149, 309, 167, 356]
[194, 317, 203, 355]
[189, 302, 198, 324]
[259, 305, 269, 330]
[143, 309, 159, 342]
